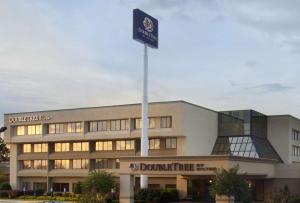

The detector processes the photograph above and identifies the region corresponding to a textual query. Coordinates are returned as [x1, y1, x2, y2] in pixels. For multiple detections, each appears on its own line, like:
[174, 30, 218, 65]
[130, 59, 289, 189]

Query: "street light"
[0, 127, 7, 133]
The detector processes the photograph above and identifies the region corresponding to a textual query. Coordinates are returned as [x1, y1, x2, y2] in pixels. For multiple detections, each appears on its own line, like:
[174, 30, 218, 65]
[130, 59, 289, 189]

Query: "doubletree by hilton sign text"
[129, 163, 217, 172]
[9, 115, 51, 123]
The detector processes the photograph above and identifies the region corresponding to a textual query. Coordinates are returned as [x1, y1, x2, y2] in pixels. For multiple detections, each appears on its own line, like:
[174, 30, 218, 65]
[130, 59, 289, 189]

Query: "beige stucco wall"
[3, 101, 202, 189]
[181, 104, 218, 156]
[268, 115, 300, 164]
[288, 116, 300, 163]
[264, 178, 300, 201]
[268, 116, 290, 163]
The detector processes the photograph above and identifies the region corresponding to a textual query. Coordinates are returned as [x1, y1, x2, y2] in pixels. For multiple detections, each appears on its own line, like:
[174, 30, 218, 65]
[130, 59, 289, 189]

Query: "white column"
[10, 144, 20, 189]
[120, 175, 134, 203]
[140, 44, 149, 188]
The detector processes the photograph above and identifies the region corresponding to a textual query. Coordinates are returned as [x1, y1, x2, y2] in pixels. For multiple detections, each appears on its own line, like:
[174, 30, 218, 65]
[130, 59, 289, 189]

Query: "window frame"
[149, 138, 160, 150]
[165, 138, 177, 149]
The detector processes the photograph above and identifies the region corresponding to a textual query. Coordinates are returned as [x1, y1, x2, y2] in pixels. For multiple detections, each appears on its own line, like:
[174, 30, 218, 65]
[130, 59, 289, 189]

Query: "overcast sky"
[1, 0, 300, 125]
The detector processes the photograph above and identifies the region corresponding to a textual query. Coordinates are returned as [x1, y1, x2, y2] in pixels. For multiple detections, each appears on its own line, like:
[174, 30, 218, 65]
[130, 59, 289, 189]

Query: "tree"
[209, 165, 251, 203]
[79, 171, 115, 203]
[0, 137, 9, 162]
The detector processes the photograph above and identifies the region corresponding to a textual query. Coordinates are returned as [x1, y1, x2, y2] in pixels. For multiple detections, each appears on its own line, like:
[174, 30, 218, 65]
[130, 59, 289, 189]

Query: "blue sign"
[133, 9, 158, 49]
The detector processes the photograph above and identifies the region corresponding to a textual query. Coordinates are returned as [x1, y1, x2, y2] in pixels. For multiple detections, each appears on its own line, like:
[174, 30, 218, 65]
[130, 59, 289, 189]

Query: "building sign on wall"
[129, 163, 217, 172]
[8, 115, 51, 123]
[133, 9, 158, 48]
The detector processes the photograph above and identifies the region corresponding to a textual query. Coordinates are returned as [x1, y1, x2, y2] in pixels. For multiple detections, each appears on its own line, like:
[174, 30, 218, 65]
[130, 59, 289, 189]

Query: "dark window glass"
[52, 183, 69, 192]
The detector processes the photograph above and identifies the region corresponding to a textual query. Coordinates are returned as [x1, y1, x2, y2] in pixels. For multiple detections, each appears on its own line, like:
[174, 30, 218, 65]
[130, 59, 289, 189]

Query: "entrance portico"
[119, 156, 277, 203]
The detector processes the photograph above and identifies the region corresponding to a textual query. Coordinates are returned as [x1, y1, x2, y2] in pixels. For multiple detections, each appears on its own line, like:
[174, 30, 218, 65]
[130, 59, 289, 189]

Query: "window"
[28, 125, 42, 135]
[149, 139, 160, 150]
[149, 118, 156, 129]
[17, 126, 25, 135]
[73, 159, 88, 169]
[95, 159, 113, 169]
[292, 145, 300, 156]
[23, 144, 31, 153]
[33, 182, 47, 191]
[22, 182, 30, 190]
[161, 117, 172, 128]
[73, 142, 89, 152]
[95, 141, 112, 151]
[89, 119, 128, 132]
[33, 143, 48, 152]
[293, 129, 300, 141]
[49, 124, 64, 134]
[116, 140, 135, 150]
[134, 117, 171, 129]
[54, 143, 70, 152]
[67, 122, 82, 133]
[212, 136, 260, 158]
[166, 138, 177, 149]
[52, 183, 69, 192]
[98, 121, 108, 131]
[121, 120, 128, 130]
[33, 160, 47, 169]
[23, 160, 31, 169]
[89, 122, 98, 132]
[54, 160, 70, 169]
[134, 118, 142, 129]
[115, 159, 120, 169]
[110, 120, 116, 131]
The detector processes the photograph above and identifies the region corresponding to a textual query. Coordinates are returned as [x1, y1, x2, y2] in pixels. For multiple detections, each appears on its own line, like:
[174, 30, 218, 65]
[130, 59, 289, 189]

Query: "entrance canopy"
[119, 155, 277, 177]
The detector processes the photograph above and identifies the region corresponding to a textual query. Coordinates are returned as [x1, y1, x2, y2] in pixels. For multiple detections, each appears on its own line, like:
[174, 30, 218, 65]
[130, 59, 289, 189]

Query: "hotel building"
[3, 101, 300, 202]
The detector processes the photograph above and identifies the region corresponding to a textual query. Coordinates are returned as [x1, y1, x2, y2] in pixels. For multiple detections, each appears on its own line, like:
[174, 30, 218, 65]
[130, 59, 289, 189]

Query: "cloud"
[135, 0, 220, 21]
[245, 60, 257, 67]
[222, 0, 300, 53]
[244, 83, 293, 94]
[228, 80, 237, 86]
[0, 1, 141, 123]
[138, 0, 300, 53]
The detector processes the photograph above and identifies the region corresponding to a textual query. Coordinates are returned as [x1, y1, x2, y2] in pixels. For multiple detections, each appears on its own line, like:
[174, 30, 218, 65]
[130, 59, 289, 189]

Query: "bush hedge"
[17, 195, 79, 201]
[135, 188, 178, 203]
[74, 181, 82, 194]
[291, 196, 300, 203]
[0, 183, 11, 190]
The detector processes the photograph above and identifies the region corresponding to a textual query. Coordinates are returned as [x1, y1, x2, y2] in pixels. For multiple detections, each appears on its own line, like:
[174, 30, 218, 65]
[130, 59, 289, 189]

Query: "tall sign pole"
[133, 9, 158, 188]
[141, 43, 149, 188]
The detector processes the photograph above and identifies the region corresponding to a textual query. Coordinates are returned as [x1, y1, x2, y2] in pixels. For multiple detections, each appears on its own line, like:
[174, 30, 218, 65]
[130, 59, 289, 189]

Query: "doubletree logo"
[143, 17, 154, 32]
[129, 163, 140, 171]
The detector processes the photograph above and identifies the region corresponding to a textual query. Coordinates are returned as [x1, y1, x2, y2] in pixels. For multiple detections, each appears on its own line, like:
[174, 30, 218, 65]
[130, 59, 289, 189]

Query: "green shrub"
[0, 190, 9, 198]
[24, 190, 34, 196]
[0, 183, 11, 190]
[54, 192, 62, 196]
[8, 190, 22, 198]
[74, 181, 82, 194]
[34, 189, 44, 196]
[291, 197, 300, 203]
[159, 188, 178, 202]
[79, 171, 115, 203]
[209, 165, 251, 203]
[17, 195, 79, 201]
[135, 188, 178, 203]
[270, 185, 291, 203]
